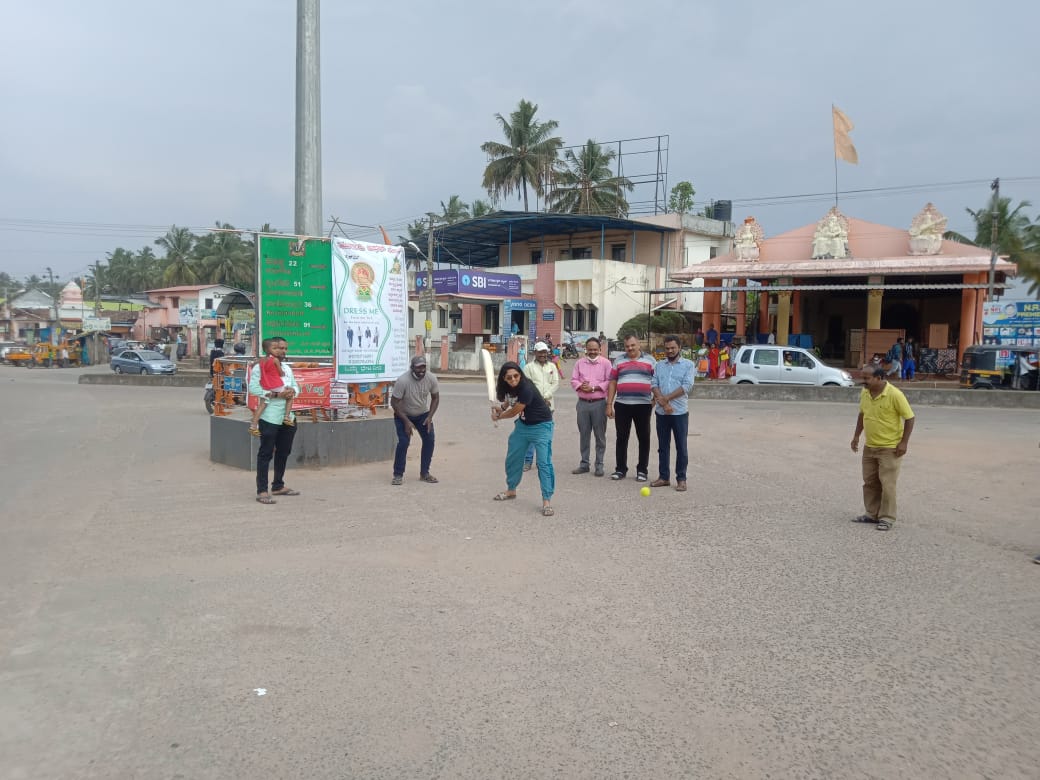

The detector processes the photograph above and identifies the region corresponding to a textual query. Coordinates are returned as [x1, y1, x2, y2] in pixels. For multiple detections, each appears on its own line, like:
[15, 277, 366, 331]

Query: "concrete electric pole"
[294, 0, 322, 238]
[986, 177, 1000, 300]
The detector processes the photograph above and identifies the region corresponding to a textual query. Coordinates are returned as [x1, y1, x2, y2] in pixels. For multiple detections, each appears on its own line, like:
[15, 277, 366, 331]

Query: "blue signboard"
[460, 270, 521, 296]
[415, 269, 521, 297]
[542, 309, 556, 321]
[505, 298, 537, 311]
[415, 270, 460, 294]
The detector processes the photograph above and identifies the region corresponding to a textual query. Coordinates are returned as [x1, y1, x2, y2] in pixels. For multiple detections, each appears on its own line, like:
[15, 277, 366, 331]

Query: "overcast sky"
[1, 0, 1037, 286]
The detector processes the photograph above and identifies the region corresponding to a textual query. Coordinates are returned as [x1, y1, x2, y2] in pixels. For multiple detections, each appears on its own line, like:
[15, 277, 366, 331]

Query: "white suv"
[729, 345, 854, 387]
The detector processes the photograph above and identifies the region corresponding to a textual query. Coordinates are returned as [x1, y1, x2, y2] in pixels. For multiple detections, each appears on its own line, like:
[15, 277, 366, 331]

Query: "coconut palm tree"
[471, 199, 494, 218]
[545, 140, 634, 217]
[156, 225, 198, 286]
[196, 222, 253, 287]
[480, 99, 563, 212]
[432, 195, 470, 225]
[945, 197, 1039, 297]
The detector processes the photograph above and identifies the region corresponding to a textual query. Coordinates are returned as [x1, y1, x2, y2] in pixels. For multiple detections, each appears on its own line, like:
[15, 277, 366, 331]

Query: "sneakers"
[594, 466, 604, 477]
[391, 475, 403, 486]
[635, 473, 648, 483]
[572, 465, 590, 475]
[610, 471, 625, 480]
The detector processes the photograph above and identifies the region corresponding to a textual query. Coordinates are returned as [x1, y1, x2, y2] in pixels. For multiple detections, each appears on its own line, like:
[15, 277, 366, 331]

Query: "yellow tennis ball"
[640, 486, 651, 497]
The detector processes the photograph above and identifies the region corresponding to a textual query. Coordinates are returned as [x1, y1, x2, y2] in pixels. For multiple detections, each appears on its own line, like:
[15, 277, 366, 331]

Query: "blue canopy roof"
[405, 211, 676, 268]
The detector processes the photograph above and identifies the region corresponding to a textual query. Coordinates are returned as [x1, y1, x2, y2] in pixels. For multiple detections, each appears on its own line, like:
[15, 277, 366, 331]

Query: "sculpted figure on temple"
[908, 203, 948, 255]
[734, 217, 764, 261]
[811, 208, 850, 259]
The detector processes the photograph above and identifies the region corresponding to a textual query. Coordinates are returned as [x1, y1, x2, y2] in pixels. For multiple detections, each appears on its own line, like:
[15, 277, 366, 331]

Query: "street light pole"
[986, 177, 1000, 300]
[45, 266, 59, 343]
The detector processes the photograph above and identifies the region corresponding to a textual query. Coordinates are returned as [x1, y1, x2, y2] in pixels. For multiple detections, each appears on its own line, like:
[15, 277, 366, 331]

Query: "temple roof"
[672, 217, 1016, 280]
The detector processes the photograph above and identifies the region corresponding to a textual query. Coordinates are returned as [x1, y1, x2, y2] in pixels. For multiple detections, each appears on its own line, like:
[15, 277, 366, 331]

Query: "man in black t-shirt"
[209, 339, 225, 378]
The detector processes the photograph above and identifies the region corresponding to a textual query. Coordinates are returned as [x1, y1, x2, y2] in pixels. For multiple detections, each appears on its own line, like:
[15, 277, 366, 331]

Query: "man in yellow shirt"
[851, 366, 915, 531]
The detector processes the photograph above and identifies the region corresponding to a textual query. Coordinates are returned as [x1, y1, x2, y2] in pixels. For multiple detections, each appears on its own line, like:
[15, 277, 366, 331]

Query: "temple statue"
[908, 203, 948, 255]
[811, 207, 850, 259]
[734, 216, 764, 261]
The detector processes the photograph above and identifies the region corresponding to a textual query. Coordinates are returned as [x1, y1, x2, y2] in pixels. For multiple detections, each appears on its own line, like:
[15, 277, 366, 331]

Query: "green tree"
[668, 181, 696, 215]
[945, 196, 1039, 298]
[480, 99, 563, 212]
[546, 140, 634, 216]
[471, 198, 494, 218]
[616, 311, 686, 340]
[155, 225, 199, 286]
[432, 195, 470, 225]
[195, 222, 254, 288]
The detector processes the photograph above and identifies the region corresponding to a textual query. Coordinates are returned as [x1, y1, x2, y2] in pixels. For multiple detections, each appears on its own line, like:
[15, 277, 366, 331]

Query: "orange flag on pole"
[832, 105, 858, 164]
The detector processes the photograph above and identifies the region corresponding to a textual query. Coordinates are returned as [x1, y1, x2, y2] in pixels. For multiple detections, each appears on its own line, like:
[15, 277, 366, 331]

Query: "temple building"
[670, 204, 1017, 365]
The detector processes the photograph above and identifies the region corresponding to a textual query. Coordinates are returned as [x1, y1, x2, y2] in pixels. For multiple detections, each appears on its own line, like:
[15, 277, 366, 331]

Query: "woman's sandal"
[541, 506, 555, 517]
[493, 492, 516, 501]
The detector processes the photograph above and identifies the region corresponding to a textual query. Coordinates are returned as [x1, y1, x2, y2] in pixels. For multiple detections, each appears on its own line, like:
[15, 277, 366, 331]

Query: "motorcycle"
[561, 342, 580, 359]
[204, 380, 215, 414]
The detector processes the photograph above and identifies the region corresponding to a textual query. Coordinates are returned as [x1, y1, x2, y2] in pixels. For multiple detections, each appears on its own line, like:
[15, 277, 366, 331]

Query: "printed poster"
[331, 240, 409, 382]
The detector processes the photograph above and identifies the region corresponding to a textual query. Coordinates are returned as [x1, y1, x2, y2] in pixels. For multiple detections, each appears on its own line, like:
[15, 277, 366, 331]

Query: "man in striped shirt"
[607, 334, 655, 482]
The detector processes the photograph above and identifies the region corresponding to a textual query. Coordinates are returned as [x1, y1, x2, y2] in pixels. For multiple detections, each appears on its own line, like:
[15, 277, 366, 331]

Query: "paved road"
[2, 364, 1039, 779]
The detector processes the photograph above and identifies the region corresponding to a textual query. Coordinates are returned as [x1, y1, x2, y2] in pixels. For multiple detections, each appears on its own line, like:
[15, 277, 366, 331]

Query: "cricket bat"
[480, 348, 498, 426]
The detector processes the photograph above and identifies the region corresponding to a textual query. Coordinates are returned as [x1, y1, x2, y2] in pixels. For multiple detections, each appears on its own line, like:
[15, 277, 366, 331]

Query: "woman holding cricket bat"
[491, 361, 556, 516]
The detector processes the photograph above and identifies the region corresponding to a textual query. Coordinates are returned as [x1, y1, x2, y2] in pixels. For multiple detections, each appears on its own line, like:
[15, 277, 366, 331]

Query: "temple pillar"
[791, 286, 802, 335]
[758, 288, 770, 339]
[703, 279, 723, 336]
[736, 278, 747, 340]
[867, 290, 883, 330]
[959, 273, 979, 362]
[776, 291, 792, 346]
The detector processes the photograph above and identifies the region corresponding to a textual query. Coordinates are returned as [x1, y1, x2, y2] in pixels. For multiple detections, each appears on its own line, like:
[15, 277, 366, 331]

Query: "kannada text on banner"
[258, 236, 334, 358]
[331, 240, 409, 382]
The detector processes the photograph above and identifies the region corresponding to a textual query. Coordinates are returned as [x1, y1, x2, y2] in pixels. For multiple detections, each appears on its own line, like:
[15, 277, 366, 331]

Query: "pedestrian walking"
[851, 366, 915, 531]
[650, 335, 695, 491]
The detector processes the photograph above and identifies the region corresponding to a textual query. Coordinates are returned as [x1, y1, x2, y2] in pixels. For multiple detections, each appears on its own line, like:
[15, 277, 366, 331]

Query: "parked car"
[729, 345, 854, 386]
[111, 349, 177, 375]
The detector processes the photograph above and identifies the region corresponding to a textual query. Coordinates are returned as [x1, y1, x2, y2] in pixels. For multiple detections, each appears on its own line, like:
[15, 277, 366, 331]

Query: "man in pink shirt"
[569, 336, 613, 476]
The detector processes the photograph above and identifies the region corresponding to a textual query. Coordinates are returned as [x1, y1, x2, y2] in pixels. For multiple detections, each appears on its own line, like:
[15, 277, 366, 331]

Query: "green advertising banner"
[257, 236, 334, 358]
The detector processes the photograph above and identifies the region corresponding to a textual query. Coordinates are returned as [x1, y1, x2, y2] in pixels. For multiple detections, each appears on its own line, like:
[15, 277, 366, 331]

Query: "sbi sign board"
[415, 269, 521, 297]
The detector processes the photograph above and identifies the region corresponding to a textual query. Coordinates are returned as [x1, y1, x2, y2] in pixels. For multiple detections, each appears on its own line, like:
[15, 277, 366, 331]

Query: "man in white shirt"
[522, 341, 560, 471]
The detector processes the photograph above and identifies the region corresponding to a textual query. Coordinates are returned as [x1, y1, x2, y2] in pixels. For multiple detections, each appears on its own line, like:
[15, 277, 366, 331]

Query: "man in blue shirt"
[650, 335, 695, 491]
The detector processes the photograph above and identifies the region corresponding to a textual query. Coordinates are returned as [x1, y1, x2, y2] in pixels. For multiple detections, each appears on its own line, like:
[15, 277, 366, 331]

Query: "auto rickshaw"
[959, 344, 1039, 390]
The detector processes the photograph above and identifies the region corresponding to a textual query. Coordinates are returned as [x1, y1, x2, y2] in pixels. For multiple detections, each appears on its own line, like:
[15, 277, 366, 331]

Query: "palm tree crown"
[480, 99, 562, 212]
[545, 140, 634, 217]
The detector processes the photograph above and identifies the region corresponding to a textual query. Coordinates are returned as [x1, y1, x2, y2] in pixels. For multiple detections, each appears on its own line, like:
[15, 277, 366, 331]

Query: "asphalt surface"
[2, 364, 1039, 779]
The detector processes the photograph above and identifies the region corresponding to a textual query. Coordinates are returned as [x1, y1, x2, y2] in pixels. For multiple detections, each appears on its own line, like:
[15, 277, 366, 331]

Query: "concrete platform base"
[210, 415, 395, 470]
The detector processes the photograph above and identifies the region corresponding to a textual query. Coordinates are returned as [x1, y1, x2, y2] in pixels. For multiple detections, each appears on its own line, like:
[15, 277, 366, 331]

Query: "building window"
[408, 307, 414, 328]
[611, 243, 626, 261]
[587, 306, 598, 332]
[171, 297, 179, 308]
[709, 246, 718, 259]
[575, 308, 587, 331]
[531, 250, 543, 265]
[204, 298, 213, 310]
[572, 247, 591, 259]
[563, 307, 574, 331]
[438, 307, 447, 329]
[484, 304, 500, 333]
